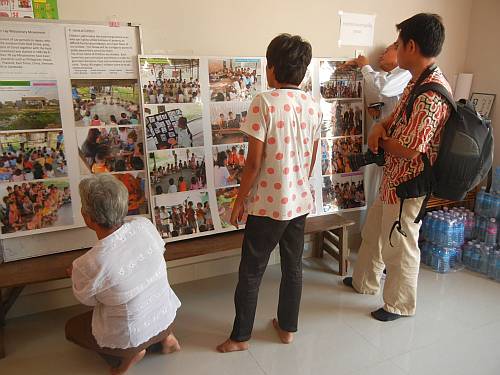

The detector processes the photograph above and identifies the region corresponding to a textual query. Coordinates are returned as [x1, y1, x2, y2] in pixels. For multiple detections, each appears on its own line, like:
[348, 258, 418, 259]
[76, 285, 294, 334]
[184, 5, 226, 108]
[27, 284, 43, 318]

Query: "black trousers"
[230, 214, 307, 342]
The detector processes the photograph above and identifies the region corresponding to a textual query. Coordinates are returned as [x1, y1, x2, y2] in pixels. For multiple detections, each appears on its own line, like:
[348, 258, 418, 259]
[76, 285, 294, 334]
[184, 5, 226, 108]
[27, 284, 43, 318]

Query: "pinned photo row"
[0, 131, 66, 183]
[78, 127, 144, 174]
[148, 148, 207, 196]
[153, 191, 214, 239]
[140, 58, 201, 104]
[209, 58, 261, 102]
[72, 79, 141, 127]
[322, 173, 365, 212]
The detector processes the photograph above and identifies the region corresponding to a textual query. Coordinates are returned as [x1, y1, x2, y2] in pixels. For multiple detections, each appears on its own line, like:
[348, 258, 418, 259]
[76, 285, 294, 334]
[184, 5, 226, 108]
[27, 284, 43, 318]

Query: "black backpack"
[389, 65, 494, 245]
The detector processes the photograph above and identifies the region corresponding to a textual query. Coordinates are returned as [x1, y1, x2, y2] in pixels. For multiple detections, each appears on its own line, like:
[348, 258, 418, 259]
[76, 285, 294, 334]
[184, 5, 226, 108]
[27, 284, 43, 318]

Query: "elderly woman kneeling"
[65, 174, 181, 375]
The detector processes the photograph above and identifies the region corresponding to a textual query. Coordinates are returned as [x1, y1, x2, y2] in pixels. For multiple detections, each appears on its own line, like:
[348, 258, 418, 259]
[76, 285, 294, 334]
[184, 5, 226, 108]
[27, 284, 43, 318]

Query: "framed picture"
[470, 93, 496, 118]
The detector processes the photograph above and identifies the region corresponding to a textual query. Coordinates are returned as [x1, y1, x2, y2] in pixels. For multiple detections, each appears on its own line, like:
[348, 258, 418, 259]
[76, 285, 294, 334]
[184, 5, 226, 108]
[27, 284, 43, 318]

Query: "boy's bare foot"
[110, 349, 145, 375]
[272, 318, 294, 344]
[161, 333, 181, 354]
[216, 339, 249, 353]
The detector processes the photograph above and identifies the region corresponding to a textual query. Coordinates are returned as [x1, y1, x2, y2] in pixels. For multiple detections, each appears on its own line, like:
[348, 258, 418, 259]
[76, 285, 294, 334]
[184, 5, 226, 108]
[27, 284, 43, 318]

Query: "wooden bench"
[0, 213, 354, 359]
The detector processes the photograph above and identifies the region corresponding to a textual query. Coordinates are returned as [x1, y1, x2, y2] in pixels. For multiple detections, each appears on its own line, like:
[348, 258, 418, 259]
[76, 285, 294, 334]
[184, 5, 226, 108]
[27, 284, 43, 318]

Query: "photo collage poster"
[319, 60, 366, 213]
[138, 56, 365, 243]
[0, 20, 143, 239]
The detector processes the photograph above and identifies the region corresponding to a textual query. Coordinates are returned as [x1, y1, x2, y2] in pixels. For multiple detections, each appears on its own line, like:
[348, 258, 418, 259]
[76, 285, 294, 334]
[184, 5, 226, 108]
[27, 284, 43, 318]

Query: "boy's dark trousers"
[230, 213, 307, 342]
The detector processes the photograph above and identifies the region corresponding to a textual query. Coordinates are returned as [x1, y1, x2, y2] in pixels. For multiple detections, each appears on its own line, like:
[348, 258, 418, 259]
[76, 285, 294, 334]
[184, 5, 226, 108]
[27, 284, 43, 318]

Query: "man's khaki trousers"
[352, 196, 425, 316]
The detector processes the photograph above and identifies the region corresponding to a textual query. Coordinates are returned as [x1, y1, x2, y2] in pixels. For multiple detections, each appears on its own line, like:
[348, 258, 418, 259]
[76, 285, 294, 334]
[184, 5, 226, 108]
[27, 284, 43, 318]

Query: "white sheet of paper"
[338, 11, 376, 47]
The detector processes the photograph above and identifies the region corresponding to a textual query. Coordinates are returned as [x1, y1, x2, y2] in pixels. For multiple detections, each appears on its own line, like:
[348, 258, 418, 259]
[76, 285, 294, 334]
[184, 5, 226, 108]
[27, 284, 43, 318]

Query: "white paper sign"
[338, 11, 375, 47]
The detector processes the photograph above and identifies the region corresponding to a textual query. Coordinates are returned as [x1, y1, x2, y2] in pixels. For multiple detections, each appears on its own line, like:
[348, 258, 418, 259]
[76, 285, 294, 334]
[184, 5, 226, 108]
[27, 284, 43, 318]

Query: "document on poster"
[0, 24, 55, 76]
[338, 11, 375, 47]
[66, 25, 139, 79]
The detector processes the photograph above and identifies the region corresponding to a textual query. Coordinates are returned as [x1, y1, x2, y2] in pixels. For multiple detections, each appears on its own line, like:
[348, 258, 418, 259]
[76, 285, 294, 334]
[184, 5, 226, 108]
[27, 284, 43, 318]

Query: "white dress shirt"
[361, 65, 412, 121]
[71, 216, 181, 349]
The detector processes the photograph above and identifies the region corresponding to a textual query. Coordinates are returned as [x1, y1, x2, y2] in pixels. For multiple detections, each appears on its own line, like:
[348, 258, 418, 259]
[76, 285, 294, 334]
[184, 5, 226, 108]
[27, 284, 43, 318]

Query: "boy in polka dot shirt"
[217, 34, 321, 353]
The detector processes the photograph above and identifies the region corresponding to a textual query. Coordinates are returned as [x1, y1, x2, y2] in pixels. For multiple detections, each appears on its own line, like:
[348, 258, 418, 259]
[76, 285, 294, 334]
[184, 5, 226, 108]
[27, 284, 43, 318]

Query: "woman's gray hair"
[79, 174, 129, 228]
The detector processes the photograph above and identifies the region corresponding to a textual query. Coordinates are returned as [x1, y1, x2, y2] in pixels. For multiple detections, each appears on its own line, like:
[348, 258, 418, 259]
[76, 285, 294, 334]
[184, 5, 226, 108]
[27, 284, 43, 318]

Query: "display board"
[138, 55, 366, 243]
[0, 19, 144, 260]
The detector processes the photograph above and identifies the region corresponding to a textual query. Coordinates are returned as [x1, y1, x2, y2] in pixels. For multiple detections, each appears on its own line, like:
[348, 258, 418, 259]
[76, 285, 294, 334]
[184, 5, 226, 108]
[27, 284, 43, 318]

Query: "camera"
[348, 149, 385, 171]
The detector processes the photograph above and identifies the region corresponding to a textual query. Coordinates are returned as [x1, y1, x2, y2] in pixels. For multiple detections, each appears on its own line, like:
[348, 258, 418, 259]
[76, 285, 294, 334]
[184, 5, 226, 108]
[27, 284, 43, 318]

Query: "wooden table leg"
[314, 232, 324, 258]
[338, 226, 349, 276]
[0, 286, 24, 360]
[0, 288, 5, 359]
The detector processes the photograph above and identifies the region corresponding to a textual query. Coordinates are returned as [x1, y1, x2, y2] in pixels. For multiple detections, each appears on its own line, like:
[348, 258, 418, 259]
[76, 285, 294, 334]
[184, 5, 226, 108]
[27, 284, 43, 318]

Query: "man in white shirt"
[347, 43, 411, 208]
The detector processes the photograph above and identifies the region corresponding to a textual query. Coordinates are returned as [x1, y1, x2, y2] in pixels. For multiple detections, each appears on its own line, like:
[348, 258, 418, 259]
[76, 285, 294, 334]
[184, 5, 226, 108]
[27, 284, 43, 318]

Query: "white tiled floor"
[2, 257, 500, 375]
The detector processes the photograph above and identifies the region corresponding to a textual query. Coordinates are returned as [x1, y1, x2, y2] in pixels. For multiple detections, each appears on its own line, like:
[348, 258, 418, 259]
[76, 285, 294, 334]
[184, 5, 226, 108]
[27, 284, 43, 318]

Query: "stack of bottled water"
[458, 186, 500, 282]
[419, 206, 467, 273]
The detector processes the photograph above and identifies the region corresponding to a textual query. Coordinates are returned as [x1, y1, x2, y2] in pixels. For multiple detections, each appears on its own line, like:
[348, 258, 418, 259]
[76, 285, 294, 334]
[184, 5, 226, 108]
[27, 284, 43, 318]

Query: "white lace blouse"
[71, 216, 181, 349]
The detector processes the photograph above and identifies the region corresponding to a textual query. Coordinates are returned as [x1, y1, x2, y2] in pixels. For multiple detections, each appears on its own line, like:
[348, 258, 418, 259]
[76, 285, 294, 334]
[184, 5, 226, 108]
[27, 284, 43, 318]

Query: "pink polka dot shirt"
[241, 89, 321, 221]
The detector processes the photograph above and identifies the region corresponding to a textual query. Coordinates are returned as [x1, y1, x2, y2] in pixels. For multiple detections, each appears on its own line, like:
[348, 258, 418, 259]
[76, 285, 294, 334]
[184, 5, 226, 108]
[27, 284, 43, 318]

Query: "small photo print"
[0, 80, 61, 131]
[153, 190, 214, 239]
[77, 127, 145, 174]
[320, 60, 363, 100]
[209, 58, 261, 102]
[216, 186, 247, 229]
[321, 136, 362, 175]
[72, 79, 141, 127]
[0, 130, 67, 182]
[0, 179, 73, 235]
[112, 171, 149, 216]
[321, 100, 363, 137]
[210, 101, 249, 145]
[212, 143, 248, 188]
[139, 58, 201, 104]
[148, 147, 206, 196]
[144, 103, 203, 150]
[300, 65, 313, 93]
[322, 173, 365, 212]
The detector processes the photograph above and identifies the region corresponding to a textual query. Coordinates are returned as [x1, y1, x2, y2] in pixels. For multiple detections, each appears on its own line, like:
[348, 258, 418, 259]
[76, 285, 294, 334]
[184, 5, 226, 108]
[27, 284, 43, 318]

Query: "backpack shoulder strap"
[405, 82, 457, 121]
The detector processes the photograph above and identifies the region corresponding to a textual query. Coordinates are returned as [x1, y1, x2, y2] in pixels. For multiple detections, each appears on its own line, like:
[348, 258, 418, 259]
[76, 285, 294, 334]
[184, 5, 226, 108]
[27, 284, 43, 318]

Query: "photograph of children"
[0, 80, 61, 131]
[153, 190, 214, 239]
[139, 58, 200, 104]
[113, 171, 149, 216]
[209, 58, 261, 102]
[144, 103, 203, 150]
[320, 60, 363, 99]
[210, 101, 250, 145]
[321, 100, 363, 138]
[322, 173, 365, 212]
[216, 187, 248, 229]
[321, 136, 362, 175]
[149, 147, 206, 196]
[212, 143, 248, 188]
[72, 79, 140, 127]
[300, 65, 313, 93]
[0, 179, 73, 235]
[0, 131, 67, 182]
[77, 127, 145, 175]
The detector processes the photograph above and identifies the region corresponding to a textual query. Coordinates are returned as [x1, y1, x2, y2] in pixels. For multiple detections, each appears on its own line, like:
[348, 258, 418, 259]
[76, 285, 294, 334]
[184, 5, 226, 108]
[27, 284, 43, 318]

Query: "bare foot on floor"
[161, 333, 181, 354]
[110, 349, 145, 375]
[272, 318, 294, 344]
[216, 339, 249, 353]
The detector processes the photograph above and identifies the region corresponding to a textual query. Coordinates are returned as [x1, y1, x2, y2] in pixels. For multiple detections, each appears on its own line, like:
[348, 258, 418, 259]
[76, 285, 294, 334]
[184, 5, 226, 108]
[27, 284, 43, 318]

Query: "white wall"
[7, 0, 476, 318]
[464, 0, 499, 166]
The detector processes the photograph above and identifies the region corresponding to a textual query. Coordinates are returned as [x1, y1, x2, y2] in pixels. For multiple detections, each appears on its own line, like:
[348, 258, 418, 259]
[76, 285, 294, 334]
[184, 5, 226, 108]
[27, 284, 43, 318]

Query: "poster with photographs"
[1, 179, 73, 235]
[210, 101, 250, 145]
[209, 58, 261, 102]
[139, 58, 201, 104]
[148, 147, 206, 196]
[71, 79, 141, 127]
[321, 136, 362, 175]
[144, 103, 204, 150]
[322, 172, 365, 213]
[212, 143, 248, 188]
[153, 190, 214, 240]
[216, 186, 247, 229]
[318, 59, 365, 214]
